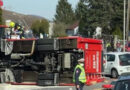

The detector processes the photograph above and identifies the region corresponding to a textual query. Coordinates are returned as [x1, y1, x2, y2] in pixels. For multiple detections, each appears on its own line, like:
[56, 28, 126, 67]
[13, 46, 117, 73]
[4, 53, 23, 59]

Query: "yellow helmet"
[10, 22, 15, 28]
[17, 26, 20, 30]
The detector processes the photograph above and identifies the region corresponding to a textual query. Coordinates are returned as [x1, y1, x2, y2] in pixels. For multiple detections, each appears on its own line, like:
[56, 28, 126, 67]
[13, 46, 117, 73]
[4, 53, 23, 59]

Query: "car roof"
[118, 73, 130, 81]
[118, 76, 130, 81]
[105, 52, 130, 55]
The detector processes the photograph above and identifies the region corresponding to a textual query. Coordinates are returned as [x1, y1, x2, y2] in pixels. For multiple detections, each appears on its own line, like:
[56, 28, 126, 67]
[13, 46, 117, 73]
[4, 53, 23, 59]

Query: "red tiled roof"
[66, 21, 79, 30]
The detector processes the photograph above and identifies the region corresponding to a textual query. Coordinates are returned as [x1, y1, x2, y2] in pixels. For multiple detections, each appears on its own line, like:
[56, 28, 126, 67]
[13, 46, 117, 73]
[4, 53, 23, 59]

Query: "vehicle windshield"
[119, 54, 130, 66]
[114, 80, 130, 90]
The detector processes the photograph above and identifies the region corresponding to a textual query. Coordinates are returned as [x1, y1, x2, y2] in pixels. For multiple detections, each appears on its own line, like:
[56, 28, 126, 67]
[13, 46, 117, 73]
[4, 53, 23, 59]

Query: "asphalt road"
[0, 77, 116, 90]
[0, 84, 107, 90]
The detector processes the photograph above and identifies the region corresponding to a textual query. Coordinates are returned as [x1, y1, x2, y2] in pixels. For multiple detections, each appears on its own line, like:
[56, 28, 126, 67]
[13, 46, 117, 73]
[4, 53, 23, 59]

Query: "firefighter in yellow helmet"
[15, 24, 25, 39]
[7, 21, 15, 39]
[10, 21, 15, 28]
[73, 58, 86, 90]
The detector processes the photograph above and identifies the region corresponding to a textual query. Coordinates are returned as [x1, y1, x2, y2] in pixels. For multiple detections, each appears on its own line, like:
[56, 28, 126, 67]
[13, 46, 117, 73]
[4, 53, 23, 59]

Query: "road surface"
[0, 77, 115, 90]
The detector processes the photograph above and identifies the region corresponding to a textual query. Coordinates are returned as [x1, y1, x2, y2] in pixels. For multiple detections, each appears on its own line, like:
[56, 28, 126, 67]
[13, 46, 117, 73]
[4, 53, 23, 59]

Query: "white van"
[104, 52, 130, 78]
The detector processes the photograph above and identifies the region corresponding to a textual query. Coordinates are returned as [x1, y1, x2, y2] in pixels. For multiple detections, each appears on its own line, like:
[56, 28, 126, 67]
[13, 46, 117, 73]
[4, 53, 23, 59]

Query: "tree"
[109, 0, 123, 32]
[53, 22, 67, 37]
[112, 26, 123, 39]
[31, 19, 49, 36]
[75, 0, 88, 20]
[75, 0, 123, 37]
[0, 8, 2, 24]
[55, 0, 75, 24]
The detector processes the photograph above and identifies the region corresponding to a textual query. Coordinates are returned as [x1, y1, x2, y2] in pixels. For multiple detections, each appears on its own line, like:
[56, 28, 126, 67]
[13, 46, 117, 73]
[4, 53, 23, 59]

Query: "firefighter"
[106, 42, 111, 52]
[73, 58, 86, 90]
[10, 21, 15, 28]
[15, 23, 25, 39]
[116, 41, 121, 52]
[9, 21, 15, 38]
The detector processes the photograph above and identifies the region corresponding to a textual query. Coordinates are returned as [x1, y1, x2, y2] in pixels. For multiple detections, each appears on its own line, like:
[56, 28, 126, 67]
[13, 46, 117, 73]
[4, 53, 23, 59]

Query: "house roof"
[66, 21, 79, 30]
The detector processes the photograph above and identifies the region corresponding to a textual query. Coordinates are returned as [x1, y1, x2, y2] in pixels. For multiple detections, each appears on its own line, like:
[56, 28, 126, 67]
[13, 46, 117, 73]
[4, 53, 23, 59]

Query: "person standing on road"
[73, 58, 86, 90]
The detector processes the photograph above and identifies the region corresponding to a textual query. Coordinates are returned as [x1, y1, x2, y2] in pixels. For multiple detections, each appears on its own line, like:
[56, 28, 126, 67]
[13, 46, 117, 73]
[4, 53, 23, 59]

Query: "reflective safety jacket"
[73, 64, 86, 83]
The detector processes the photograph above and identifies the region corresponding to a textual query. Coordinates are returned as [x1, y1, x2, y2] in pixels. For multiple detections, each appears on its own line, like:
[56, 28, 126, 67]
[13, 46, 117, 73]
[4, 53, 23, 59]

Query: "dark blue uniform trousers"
[76, 83, 84, 90]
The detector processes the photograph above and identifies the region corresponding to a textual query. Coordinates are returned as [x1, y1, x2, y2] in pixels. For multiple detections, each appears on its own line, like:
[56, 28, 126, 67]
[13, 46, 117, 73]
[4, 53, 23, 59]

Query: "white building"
[66, 21, 79, 36]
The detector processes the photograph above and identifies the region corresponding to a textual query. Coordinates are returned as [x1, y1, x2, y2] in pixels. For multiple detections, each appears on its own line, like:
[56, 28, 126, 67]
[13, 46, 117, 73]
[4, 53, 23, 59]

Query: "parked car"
[102, 73, 130, 90]
[125, 41, 130, 52]
[104, 52, 130, 78]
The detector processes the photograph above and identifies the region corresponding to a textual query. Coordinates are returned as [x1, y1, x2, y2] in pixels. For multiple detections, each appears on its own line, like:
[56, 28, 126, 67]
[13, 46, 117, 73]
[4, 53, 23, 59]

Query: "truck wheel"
[0, 72, 6, 83]
[0, 69, 15, 83]
[111, 69, 118, 78]
[5, 69, 16, 82]
[13, 70, 23, 83]
[5, 41, 13, 55]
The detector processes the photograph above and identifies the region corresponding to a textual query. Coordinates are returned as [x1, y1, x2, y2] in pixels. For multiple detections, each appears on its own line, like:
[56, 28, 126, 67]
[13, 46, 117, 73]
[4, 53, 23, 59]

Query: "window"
[119, 54, 130, 61]
[107, 54, 115, 62]
[115, 80, 130, 90]
[119, 54, 130, 66]
[24, 30, 34, 38]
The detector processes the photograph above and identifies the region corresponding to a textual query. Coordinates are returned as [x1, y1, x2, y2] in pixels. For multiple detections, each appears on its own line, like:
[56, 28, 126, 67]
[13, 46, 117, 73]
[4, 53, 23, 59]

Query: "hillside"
[2, 9, 46, 28]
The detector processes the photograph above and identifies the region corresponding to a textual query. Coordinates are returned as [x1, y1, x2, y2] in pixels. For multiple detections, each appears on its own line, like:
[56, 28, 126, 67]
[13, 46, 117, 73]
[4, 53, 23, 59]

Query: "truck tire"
[38, 73, 54, 80]
[37, 80, 54, 86]
[0, 72, 6, 83]
[13, 70, 23, 83]
[5, 69, 16, 82]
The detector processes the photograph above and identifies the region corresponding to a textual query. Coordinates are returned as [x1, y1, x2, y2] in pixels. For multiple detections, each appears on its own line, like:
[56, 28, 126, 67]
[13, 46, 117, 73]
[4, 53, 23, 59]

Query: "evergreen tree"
[75, 0, 123, 37]
[0, 8, 2, 24]
[55, 0, 75, 24]
[112, 26, 123, 39]
[31, 19, 49, 36]
[75, 0, 87, 20]
[53, 22, 67, 37]
[109, 0, 123, 32]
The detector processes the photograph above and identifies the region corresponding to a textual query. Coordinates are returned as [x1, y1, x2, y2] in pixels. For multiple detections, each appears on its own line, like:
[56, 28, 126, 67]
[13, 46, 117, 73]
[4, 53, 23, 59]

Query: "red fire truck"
[0, 25, 104, 86]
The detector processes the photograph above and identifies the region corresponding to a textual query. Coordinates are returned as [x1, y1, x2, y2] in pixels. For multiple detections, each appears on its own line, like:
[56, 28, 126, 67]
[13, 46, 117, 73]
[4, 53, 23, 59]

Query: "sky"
[3, 0, 79, 21]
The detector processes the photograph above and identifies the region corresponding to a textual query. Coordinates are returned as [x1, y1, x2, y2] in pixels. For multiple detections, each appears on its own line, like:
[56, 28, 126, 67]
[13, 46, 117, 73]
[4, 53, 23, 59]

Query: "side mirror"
[102, 81, 117, 89]
[102, 84, 114, 89]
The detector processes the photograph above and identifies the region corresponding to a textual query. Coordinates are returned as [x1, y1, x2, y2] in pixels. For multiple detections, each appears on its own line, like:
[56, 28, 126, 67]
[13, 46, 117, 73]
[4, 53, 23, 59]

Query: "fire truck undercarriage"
[0, 37, 83, 85]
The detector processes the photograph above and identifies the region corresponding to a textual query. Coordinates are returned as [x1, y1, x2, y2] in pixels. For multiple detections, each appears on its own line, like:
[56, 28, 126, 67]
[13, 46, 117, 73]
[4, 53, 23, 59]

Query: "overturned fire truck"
[0, 25, 104, 86]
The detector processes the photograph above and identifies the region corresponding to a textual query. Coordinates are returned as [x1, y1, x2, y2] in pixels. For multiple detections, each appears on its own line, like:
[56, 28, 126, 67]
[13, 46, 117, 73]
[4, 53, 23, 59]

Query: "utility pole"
[126, 0, 130, 41]
[123, 0, 126, 52]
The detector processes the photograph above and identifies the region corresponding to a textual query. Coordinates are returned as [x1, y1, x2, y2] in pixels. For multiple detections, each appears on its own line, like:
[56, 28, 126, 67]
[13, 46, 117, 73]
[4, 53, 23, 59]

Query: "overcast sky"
[3, 0, 79, 21]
